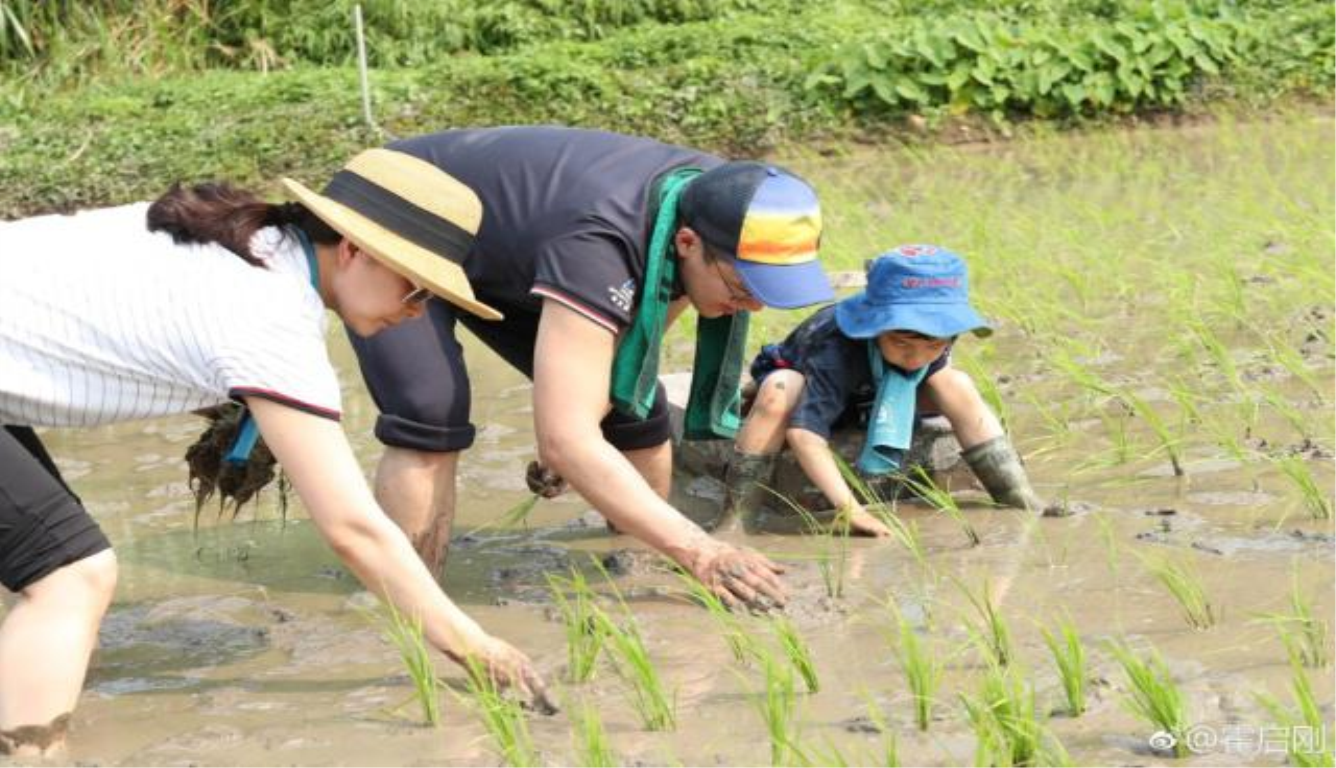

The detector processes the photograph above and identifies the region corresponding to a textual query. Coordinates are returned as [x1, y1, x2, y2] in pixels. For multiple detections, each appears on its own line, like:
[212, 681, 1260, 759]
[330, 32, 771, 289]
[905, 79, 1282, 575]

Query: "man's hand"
[525, 461, 569, 499]
[687, 541, 787, 611]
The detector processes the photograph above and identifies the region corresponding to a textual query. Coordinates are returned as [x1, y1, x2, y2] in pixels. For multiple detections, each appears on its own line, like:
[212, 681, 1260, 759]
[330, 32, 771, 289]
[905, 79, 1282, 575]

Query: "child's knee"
[753, 371, 805, 421]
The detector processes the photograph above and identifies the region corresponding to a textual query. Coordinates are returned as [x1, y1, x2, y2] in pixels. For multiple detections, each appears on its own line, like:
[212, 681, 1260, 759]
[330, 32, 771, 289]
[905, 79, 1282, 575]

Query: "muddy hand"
[464, 635, 558, 715]
[691, 542, 787, 611]
[525, 460, 569, 499]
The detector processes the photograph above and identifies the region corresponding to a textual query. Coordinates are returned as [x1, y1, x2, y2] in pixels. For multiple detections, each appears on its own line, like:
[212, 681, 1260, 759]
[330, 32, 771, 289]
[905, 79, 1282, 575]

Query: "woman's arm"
[786, 427, 892, 537]
[532, 300, 786, 608]
[244, 396, 552, 708]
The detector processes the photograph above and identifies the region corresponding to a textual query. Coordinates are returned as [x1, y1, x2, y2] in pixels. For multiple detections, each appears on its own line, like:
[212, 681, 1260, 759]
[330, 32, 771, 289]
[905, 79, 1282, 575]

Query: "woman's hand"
[686, 541, 787, 611]
[451, 634, 558, 715]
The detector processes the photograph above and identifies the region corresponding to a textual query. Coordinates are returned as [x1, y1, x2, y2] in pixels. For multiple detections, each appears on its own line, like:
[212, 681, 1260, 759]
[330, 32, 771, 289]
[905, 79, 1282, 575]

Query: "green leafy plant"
[1040, 614, 1088, 716]
[1107, 640, 1190, 759]
[677, 570, 760, 666]
[377, 600, 443, 726]
[1252, 569, 1330, 669]
[772, 614, 820, 694]
[1275, 455, 1332, 521]
[1138, 551, 1219, 630]
[900, 465, 980, 546]
[961, 665, 1069, 767]
[546, 569, 608, 683]
[887, 601, 944, 731]
[1254, 647, 1335, 768]
[462, 657, 537, 767]
[591, 565, 676, 731]
[954, 576, 1015, 668]
[570, 700, 616, 768]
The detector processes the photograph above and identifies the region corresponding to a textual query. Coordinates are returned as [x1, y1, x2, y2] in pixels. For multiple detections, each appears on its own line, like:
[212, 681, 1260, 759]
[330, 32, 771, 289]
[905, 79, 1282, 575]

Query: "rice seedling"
[1137, 551, 1219, 630]
[376, 599, 443, 726]
[570, 700, 616, 768]
[771, 614, 819, 694]
[1106, 640, 1189, 759]
[900, 466, 980, 546]
[587, 572, 677, 731]
[754, 649, 802, 766]
[1251, 568, 1330, 669]
[953, 576, 1015, 668]
[675, 570, 761, 666]
[833, 454, 929, 569]
[887, 600, 944, 731]
[1039, 614, 1088, 716]
[1114, 388, 1185, 478]
[790, 501, 850, 599]
[546, 569, 607, 683]
[462, 657, 537, 767]
[1274, 455, 1332, 521]
[1254, 648, 1335, 768]
[961, 665, 1070, 767]
[1094, 513, 1121, 578]
[1260, 386, 1315, 441]
[858, 693, 901, 767]
[1264, 332, 1326, 402]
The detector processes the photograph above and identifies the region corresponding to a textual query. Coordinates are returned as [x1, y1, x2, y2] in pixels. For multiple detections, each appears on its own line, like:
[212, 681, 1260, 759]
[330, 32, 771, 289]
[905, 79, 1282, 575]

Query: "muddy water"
[5, 117, 1334, 766]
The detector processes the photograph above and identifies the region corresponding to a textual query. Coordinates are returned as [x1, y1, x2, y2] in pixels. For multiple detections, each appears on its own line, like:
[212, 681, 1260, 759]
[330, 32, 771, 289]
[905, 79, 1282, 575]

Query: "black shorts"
[0, 426, 111, 593]
[348, 299, 671, 454]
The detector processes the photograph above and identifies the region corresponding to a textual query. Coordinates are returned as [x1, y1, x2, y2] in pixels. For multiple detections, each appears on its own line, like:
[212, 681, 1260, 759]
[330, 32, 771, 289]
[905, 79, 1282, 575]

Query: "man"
[349, 126, 834, 609]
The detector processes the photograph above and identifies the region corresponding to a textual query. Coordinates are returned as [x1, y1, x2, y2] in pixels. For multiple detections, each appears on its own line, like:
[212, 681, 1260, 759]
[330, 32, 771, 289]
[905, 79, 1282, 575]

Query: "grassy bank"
[0, 0, 1330, 217]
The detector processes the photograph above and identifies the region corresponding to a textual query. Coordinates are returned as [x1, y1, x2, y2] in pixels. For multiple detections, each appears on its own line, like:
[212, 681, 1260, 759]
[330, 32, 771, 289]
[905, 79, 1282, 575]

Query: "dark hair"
[147, 182, 340, 266]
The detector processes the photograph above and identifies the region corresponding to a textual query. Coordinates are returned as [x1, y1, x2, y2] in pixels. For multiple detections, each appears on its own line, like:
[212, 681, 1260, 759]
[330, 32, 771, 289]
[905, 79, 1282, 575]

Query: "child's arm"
[786, 427, 893, 537]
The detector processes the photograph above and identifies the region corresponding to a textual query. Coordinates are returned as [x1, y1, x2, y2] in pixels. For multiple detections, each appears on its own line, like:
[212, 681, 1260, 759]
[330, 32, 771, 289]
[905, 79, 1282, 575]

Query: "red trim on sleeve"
[230, 387, 342, 422]
[531, 285, 622, 334]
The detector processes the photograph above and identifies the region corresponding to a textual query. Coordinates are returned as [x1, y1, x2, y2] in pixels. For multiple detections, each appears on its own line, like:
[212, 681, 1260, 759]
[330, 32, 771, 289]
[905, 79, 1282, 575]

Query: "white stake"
[354, 4, 377, 132]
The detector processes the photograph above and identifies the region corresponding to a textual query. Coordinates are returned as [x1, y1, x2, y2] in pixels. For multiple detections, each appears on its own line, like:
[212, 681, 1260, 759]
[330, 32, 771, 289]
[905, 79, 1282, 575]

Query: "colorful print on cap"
[736, 171, 822, 266]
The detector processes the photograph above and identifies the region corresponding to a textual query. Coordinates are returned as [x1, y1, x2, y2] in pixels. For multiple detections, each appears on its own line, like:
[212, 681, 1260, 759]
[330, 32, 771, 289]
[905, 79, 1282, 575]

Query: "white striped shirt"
[0, 203, 341, 426]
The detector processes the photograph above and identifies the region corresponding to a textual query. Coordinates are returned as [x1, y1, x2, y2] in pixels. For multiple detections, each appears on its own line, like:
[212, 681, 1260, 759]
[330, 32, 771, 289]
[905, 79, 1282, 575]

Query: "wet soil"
[3, 118, 1332, 767]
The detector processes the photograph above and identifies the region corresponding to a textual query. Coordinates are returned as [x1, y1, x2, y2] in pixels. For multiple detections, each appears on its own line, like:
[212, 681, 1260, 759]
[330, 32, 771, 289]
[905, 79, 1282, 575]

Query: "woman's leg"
[0, 427, 117, 756]
[0, 550, 117, 757]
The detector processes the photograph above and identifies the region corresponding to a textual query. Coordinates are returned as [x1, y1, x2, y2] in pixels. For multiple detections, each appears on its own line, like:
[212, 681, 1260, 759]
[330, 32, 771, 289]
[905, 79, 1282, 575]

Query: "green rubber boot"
[961, 435, 1050, 513]
[713, 449, 777, 533]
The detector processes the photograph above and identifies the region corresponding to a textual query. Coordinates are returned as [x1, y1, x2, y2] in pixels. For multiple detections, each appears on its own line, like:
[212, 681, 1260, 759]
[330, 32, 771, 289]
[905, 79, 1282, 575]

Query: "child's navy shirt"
[753, 306, 950, 439]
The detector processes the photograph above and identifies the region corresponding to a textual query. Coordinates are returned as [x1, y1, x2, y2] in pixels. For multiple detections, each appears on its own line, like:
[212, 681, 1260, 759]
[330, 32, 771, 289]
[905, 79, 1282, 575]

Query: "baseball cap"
[678, 161, 834, 308]
[835, 244, 992, 339]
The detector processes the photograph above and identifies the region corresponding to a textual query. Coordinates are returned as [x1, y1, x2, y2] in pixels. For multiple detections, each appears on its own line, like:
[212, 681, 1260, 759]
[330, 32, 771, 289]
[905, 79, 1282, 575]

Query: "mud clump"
[185, 403, 287, 519]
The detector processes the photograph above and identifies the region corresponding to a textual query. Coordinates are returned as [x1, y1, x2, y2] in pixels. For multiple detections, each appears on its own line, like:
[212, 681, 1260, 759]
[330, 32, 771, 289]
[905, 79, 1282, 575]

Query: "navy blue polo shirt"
[389, 126, 722, 333]
[760, 306, 951, 439]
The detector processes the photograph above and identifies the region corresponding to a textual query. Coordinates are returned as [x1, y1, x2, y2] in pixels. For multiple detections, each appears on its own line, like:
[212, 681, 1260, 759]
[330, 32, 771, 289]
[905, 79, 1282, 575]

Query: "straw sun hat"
[282, 148, 502, 320]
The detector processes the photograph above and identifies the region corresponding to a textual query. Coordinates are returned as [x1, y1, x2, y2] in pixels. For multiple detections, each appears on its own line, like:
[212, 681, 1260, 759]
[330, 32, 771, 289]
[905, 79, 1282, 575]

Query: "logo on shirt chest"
[609, 279, 636, 312]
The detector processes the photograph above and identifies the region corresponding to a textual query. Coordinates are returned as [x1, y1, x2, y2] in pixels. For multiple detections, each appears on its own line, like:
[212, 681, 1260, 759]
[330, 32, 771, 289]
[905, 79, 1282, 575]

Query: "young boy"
[720, 244, 1047, 536]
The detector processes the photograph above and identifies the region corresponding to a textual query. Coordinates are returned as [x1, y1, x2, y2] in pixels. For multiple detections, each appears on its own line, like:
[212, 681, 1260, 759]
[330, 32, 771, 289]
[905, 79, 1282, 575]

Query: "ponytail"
[146, 182, 339, 266]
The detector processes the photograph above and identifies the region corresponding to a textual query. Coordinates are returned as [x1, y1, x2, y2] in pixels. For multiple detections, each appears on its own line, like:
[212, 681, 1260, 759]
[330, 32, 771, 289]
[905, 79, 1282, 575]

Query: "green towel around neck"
[610, 167, 749, 440]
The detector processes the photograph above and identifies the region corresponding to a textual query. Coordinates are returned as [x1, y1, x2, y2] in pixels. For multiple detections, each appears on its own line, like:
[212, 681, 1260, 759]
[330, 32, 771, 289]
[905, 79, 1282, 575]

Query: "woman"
[0, 148, 549, 757]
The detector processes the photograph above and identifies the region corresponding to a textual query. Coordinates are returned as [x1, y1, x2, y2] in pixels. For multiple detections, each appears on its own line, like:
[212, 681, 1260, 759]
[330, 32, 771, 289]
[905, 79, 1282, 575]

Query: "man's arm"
[532, 299, 787, 606]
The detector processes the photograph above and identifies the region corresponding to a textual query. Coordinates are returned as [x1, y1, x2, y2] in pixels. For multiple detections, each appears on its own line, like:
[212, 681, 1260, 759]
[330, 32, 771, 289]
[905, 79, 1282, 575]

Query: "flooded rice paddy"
[5, 114, 1333, 766]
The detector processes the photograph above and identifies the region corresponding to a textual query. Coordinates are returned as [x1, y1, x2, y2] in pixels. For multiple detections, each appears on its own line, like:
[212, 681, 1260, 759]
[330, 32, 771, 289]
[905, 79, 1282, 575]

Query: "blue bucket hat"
[835, 244, 992, 339]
